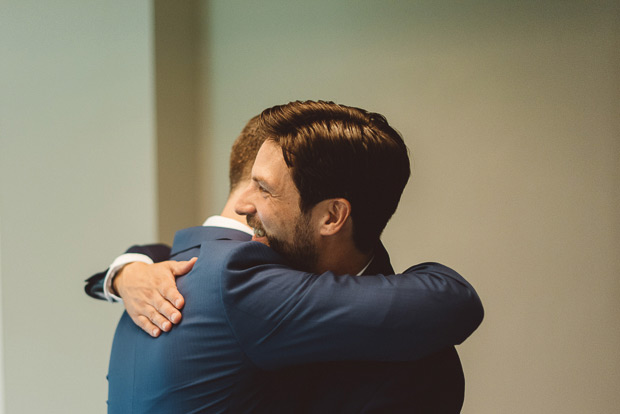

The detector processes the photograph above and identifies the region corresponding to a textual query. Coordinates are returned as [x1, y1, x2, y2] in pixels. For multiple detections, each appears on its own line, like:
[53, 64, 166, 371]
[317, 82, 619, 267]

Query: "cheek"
[263, 209, 296, 238]
[254, 203, 276, 230]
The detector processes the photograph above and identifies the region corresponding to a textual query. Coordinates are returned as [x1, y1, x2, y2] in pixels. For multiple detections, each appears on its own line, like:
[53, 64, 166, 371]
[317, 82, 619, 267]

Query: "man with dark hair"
[235, 101, 471, 412]
[257, 100, 410, 254]
[241, 100, 411, 270]
[89, 102, 483, 413]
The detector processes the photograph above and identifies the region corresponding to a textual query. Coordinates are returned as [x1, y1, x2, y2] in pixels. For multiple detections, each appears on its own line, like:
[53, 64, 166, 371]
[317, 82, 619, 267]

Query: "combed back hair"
[258, 100, 411, 253]
[228, 115, 266, 192]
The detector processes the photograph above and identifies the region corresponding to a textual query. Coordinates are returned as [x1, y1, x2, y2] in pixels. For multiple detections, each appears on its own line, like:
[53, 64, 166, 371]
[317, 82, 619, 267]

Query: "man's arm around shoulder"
[219, 241, 484, 369]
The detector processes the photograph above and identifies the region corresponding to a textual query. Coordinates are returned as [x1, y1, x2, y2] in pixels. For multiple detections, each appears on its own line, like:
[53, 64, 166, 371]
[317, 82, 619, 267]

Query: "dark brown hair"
[228, 115, 265, 192]
[259, 100, 410, 253]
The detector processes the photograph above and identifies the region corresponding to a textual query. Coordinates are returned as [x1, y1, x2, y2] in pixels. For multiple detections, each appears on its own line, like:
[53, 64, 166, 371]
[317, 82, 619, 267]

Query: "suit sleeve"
[221, 242, 484, 370]
[83, 243, 172, 300]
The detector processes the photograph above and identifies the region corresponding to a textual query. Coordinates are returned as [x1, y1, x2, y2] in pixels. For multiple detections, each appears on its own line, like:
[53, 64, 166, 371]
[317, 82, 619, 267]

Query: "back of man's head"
[258, 100, 411, 253]
[229, 115, 265, 192]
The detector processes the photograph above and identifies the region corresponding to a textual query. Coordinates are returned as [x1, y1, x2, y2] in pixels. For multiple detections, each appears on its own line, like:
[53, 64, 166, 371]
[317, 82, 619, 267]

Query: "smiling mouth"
[247, 215, 266, 238]
[254, 228, 266, 238]
[251, 227, 269, 245]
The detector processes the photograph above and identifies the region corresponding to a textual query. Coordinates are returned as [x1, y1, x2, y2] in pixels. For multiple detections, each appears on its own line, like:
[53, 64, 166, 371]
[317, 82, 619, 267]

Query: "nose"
[234, 182, 256, 216]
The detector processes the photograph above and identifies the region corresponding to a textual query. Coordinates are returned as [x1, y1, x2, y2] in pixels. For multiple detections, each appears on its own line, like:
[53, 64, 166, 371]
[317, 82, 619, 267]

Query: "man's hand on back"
[113, 258, 197, 337]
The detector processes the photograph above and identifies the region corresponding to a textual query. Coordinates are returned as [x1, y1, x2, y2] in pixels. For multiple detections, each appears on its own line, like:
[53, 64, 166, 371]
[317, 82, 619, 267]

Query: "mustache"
[246, 215, 266, 237]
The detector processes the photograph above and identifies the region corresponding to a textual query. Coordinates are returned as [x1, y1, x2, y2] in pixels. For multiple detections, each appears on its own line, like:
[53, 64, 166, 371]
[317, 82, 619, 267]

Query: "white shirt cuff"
[103, 253, 154, 302]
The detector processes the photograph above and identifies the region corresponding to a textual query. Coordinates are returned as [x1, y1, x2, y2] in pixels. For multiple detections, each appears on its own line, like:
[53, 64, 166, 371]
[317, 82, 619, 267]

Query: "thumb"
[169, 257, 197, 277]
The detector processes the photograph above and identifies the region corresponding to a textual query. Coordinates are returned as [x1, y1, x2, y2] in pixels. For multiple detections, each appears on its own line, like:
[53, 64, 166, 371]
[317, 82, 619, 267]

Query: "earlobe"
[319, 198, 351, 236]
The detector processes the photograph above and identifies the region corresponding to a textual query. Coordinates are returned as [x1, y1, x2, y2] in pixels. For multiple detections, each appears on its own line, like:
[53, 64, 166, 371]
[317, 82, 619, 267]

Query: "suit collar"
[171, 226, 251, 256]
[363, 242, 394, 275]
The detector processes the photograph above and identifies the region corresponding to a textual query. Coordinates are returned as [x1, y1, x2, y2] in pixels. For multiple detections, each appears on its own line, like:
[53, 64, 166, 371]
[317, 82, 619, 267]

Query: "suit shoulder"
[403, 261, 461, 275]
[218, 240, 287, 271]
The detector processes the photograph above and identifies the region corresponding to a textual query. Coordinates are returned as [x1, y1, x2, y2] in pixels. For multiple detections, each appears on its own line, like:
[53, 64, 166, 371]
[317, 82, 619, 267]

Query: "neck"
[315, 237, 373, 276]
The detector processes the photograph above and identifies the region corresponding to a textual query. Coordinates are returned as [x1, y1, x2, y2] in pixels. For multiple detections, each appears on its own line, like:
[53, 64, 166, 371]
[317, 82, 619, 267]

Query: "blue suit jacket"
[269, 243, 466, 413]
[105, 226, 483, 413]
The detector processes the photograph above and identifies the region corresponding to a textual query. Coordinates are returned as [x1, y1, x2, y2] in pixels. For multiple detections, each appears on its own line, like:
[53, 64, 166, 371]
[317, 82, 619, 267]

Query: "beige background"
[1, 1, 618, 413]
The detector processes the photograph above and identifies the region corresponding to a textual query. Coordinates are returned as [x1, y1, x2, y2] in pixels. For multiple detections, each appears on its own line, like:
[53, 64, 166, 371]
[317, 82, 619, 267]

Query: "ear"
[316, 198, 351, 236]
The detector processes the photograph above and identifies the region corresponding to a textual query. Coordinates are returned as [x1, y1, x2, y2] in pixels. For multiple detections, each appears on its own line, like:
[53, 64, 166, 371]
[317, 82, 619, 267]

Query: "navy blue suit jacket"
[104, 226, 483, 413]
[271, 243, 466, 413]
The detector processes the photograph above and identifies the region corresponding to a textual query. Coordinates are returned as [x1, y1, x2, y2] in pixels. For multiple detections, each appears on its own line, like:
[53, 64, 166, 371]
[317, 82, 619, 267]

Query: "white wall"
[0, 2, 155, 413]
[200, 1, 620, 413]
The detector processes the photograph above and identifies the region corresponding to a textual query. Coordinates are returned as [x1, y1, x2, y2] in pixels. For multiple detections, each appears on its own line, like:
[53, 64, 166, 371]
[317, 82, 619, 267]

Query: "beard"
[246, 213, 319, 272]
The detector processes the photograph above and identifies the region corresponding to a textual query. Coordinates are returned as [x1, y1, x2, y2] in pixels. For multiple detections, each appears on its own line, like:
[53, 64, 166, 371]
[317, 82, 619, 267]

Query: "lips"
[251, 228, 269, 245]
[247, 215, 268, 244]
[254, 228, 266, 237]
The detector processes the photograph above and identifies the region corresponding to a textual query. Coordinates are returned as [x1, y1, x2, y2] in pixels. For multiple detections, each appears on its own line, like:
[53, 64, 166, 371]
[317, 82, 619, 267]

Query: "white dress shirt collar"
[202, 215, 253, 236]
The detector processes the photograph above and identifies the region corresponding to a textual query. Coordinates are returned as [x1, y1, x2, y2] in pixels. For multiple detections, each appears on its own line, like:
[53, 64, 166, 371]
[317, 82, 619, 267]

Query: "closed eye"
[255, 180, 271, 197]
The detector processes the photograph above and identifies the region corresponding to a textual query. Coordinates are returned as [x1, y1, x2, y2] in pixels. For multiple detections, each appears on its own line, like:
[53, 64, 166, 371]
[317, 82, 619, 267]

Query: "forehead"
[252, 140, 297, 195]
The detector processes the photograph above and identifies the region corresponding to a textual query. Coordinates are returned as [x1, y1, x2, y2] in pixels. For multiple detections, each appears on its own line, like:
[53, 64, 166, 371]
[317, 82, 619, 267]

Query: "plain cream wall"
[193, 1, 619, 413]
[0, 2, 155, 413]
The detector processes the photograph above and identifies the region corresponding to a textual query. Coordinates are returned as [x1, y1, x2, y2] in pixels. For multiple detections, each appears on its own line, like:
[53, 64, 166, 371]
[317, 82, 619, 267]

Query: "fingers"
[169, 257, 197, 277]
[161, 284, 185, 311]
[133, 314, 162, 338]
[129, 303, 174, 337]
[135, 288, 180, 330]
[154, 295, 183, 325]
[157, 266, 185, 311]
[146, 306, 173, 332]
[118, 259, 199, 337]
[159, 258, 197, 310]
